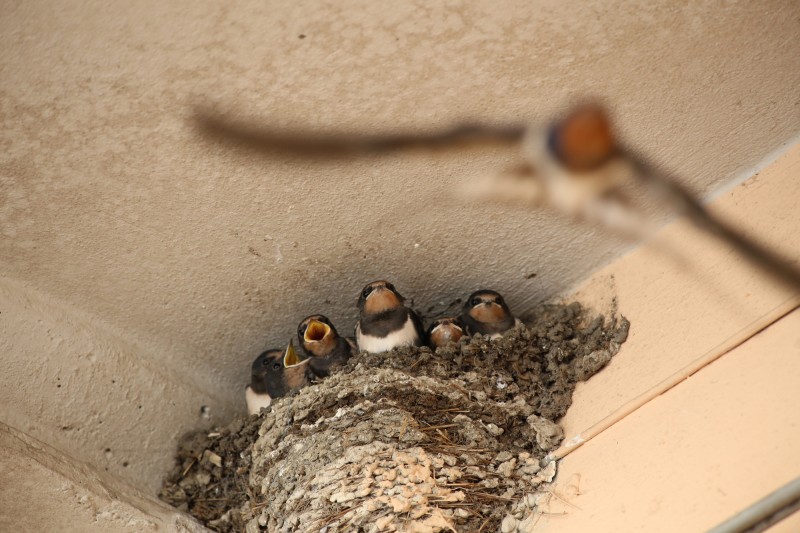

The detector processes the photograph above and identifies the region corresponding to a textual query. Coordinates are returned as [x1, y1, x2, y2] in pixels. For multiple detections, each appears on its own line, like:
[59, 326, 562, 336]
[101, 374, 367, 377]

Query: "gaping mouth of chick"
[304, 320, 331, 343]
[283, 341, 304, 367]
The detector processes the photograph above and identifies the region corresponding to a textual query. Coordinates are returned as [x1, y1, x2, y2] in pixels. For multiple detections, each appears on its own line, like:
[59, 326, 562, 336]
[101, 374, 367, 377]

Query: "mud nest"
[160, 302, 629, 532]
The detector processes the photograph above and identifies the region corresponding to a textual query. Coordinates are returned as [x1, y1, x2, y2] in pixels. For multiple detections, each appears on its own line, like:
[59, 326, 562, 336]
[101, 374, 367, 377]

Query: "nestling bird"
[245, 340, 311, 415]
[460, 289, 522, 339]
[297, 314, 356, 377]
[426, 316, 465, 350]
[355, 280, 425, 353]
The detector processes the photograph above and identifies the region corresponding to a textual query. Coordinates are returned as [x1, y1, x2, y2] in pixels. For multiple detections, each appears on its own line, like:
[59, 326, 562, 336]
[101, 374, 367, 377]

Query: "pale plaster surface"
[0, 276, 226, 492]
[0, 422, 209, 533]
[1, 0, 800, 505]
[534, 309, 800, 533]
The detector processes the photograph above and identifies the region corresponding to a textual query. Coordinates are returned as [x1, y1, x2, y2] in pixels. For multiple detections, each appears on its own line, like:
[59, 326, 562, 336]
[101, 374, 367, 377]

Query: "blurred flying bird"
[196, 105, 800, 291]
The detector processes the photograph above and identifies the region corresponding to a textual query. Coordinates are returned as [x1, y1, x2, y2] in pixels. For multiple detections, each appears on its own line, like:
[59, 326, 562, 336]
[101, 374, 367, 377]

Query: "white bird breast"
[356, 316, 419, 353]
[245, 386, 272, 415]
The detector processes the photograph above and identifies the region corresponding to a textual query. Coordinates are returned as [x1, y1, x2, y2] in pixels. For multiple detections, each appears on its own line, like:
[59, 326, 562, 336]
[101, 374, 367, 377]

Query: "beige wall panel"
[563, 145, 800, 437]
[536, 310, 800, 532]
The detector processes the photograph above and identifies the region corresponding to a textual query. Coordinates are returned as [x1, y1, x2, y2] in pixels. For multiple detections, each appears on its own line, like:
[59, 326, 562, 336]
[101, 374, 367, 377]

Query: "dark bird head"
[548, 104, 617, 172]
[427, 316, 464, 349]
[250, 341, 309, 398]
[297, 314, 340, 357]
[462, 290, 514, 327]
[357, 280, 405, 316]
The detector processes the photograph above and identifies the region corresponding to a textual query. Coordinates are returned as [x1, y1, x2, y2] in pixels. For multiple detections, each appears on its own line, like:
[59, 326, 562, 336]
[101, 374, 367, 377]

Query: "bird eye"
[470, 297, 481, 307]
[496, 297, 505, 306]
[272, 362, 282, 370]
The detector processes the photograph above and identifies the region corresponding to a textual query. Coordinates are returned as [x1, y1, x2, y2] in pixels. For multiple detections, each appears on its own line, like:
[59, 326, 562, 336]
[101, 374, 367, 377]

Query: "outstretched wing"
[194, 111, 527, 158]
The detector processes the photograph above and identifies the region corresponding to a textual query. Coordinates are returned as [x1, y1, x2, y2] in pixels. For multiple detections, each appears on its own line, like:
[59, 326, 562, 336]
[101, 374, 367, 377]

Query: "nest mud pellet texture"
[160, 302, 629, 532]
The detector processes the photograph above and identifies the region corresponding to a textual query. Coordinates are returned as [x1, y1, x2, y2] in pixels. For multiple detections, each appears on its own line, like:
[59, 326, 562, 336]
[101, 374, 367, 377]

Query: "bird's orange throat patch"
[364, 289, 401, 314]
[556, 105, 616, 172]
[470, 303, 506, 324]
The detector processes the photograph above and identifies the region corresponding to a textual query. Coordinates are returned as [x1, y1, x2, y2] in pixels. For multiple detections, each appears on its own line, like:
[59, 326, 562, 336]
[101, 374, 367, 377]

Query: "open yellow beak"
[283, 340, 302, 367]
[304, 320, 332, 343]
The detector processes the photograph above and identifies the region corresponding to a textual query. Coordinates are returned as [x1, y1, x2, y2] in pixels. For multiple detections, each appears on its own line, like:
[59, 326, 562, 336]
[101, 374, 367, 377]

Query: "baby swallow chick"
[297, 314, 356, 377]
[245, 340, 311, 415]
[426, 316, 465, 350]
[356, 280, 425, 353]
[460, 290, 522, 339]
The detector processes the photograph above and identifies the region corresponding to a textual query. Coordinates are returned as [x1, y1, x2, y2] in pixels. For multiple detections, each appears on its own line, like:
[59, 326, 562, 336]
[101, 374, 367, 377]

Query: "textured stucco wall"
[0, 422, 208, 533]
[2, 0, 799, 495]
[0, 276, 225, 492]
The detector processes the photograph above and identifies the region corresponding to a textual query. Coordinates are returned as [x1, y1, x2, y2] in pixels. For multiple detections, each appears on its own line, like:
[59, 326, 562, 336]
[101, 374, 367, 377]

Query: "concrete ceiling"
[2, 0, 800, 414]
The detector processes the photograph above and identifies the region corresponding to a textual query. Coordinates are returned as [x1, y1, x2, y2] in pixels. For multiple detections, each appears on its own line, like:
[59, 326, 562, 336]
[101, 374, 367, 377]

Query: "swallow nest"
[160, 303, 629, 533]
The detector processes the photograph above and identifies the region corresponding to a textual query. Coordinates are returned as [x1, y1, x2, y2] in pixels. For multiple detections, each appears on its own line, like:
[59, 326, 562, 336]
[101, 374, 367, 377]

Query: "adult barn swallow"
[460, 289, 522, 339]
[297, 314, 356, 377]
[355, 280, 425, 353]
[464, 104, 649, 236]
[245, 340, 311, 415]
[426, 316, 465, 350]
[196, 105, 800, 291]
